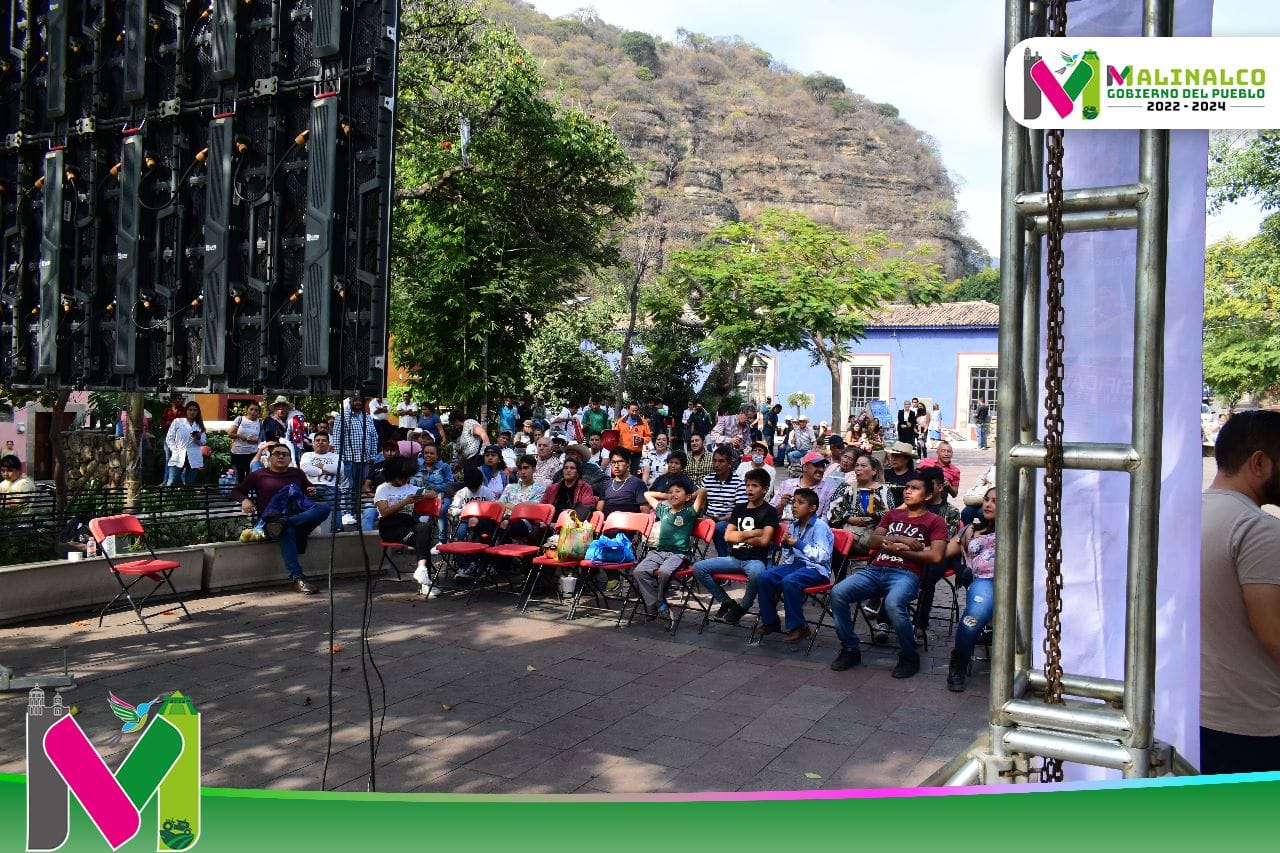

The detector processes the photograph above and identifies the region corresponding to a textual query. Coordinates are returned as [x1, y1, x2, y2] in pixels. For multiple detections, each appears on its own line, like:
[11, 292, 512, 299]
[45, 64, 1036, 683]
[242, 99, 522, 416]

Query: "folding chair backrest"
[832, 529, 854, 557]
[507, 502, 555, 525]
[458, 500, 505, 523]
[413, 496, 442, 518]
[601, 511, 654, 539]
[89, 514, 144, 542]
[771, 522, 789, 548]
[692, 517, 716, 543]
[589, 510, 605, 532]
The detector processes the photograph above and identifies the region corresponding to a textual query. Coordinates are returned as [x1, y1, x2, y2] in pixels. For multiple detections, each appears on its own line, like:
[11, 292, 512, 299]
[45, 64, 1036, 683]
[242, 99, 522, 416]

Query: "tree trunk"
[614, 213, 664, 412]
[699, 359, 737, 411]
[124, 392, 144, 511]
[828, 360, 843, 432]
[49, 389, 70, 516]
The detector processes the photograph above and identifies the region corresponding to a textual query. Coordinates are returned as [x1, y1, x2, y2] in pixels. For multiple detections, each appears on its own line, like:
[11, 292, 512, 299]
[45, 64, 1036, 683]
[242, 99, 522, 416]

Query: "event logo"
[1022, 47, 1103, 120]
[1006, 37, 1280, 130]
[25, 688, 201, 851]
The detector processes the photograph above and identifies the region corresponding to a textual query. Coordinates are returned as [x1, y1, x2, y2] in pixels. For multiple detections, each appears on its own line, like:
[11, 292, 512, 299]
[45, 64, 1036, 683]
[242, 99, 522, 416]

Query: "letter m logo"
[27, 709, 200, 851]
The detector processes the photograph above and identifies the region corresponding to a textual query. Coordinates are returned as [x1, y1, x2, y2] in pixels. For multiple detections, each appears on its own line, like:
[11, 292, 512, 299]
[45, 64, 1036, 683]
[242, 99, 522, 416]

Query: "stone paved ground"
[0, 448, 997, 794]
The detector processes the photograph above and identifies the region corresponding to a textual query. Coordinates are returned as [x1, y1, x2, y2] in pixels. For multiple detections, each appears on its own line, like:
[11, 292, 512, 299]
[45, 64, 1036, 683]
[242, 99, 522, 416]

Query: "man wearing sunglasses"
[231, 444, 332, 595]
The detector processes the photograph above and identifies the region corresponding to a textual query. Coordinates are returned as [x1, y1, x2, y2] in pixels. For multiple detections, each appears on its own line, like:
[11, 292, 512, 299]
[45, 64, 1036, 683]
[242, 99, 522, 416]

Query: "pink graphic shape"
[1030, 59, 1074, 118]
[43, 716, 140, 850]
[1108, 66, 1127, 86]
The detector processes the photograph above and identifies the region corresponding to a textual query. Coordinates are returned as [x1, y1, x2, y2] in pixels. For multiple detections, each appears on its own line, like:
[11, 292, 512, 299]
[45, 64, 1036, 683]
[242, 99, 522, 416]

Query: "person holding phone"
[374, 456, 435, 579]
[164, 401, 207, 486]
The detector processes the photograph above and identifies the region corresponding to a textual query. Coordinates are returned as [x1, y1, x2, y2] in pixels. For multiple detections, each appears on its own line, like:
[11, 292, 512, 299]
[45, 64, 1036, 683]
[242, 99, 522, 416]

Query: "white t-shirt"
[396, 401, 419, 430]
[300, 451, 340, 487]
[374, 481, 421, 516]
[229, 416, 263, 456]
[551, 409, 581, 441]
[369, 398, 390, 421]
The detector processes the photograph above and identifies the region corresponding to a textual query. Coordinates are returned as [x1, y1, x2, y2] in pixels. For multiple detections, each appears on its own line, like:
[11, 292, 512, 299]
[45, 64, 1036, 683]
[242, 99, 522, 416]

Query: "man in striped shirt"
[695, 446, 746, 557]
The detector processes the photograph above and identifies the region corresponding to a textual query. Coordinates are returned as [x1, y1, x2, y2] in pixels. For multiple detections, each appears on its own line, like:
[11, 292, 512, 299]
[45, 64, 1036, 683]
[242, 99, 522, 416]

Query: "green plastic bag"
[556, 511, 594, 562]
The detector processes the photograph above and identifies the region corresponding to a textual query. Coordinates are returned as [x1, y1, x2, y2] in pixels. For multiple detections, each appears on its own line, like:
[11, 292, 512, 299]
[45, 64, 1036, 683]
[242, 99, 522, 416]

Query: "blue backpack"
[583, 532, 635, 564]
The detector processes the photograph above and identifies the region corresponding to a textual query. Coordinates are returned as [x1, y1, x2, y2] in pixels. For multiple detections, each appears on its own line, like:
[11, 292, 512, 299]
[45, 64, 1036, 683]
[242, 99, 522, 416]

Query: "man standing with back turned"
[1201, 410, 1280, 774]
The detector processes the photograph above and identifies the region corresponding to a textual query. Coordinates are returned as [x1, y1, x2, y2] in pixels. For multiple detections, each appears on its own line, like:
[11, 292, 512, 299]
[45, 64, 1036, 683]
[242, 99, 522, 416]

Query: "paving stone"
[736, 711, 819, 749]
[463, 737, 563, 778]
[765, 737, 856, 778]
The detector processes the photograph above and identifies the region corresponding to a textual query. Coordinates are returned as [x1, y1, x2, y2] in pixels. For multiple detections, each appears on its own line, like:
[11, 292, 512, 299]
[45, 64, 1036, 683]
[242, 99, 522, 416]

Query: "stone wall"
[58, 431, 127, 490]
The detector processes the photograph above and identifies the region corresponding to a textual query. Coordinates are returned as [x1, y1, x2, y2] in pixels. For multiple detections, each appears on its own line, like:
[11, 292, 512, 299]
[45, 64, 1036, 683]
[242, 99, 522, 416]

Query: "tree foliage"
[803, 72, 846, 103]
[390, 0, 639, 409]
[944, 267, 1000, 303]
[1203, 214, 1280, 403]
[650, 209, 943, 424]
[620, 31, 659, 73]
[1208, 130, 1280, 213]
[786, 391, 814, 417]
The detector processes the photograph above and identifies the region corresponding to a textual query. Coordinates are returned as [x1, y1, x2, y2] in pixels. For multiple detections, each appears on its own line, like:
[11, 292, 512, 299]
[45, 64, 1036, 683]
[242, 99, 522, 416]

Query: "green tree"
[1202, 215, 1280, 403]
[650, 209, 944, 426]
[803, 72, 846, 103]
[620, 31, 659, 73]
[391, 0, 639, 413]
[1209, 130, 1280, 212]
[944, 267, 1000, 303]
[786, 391, 814, 419]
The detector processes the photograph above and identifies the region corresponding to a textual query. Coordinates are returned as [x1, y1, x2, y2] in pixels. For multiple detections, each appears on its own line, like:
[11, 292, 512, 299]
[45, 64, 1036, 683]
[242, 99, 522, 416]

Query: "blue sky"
[524, 0, 1275, 256]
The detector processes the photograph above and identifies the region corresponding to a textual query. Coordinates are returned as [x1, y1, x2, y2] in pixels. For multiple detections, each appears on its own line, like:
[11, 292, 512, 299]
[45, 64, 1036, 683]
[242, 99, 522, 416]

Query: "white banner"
[1006, 36, 1279, 128]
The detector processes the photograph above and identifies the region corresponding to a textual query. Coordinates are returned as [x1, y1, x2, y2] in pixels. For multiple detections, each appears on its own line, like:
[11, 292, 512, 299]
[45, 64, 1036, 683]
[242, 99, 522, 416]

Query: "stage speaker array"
[0, 0, 397, 395]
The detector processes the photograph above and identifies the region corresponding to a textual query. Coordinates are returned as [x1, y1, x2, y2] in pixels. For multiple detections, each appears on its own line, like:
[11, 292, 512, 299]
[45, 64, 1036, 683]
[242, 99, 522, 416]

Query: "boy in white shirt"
[300, 433, 341, 532]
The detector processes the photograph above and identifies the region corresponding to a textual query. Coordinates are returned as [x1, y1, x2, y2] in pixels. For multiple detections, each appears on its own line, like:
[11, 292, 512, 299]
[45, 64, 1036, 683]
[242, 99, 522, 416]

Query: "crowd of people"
[149, 389, 996, 692]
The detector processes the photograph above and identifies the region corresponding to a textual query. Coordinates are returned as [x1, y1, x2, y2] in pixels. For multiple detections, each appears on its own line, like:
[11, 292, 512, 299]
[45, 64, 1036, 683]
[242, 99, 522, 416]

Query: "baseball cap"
[801, 450, 828, 466]
[483, 444, 502, 454]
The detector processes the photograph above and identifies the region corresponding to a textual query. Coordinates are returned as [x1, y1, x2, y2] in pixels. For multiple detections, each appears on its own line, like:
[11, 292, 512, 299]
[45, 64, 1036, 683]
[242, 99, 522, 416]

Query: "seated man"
[754, 488, 835, 643]
[912, 465, 964, 636]
[650, 450, 689, 496]
[691, 467, 777, 625]
[918, 440, 960, 503]
[231, 444, 332, 595]
[827, 471, 947, 679]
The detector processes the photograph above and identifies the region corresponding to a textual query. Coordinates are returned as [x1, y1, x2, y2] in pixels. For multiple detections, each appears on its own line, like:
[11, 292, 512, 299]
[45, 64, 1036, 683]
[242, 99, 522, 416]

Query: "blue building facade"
[748, 302, 998, 438]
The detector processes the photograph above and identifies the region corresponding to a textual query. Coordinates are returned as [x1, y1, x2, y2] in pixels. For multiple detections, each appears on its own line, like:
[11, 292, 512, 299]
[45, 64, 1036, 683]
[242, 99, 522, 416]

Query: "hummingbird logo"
[1054, 51, 1080, 74]
[108, 691, 163, 734]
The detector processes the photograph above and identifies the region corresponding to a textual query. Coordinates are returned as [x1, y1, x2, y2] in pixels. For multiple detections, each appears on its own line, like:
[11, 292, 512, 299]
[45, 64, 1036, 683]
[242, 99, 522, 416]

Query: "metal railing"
[0, 485, 247, 567]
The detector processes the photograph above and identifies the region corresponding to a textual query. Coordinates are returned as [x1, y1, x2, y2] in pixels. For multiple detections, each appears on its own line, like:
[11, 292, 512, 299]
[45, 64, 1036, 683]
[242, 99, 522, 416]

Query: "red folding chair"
[469, 502, 556, 604]
[569, 511, 653, 620]
[377, 496, 441, 581]
[801, 528, 854, 654]
[522, 510, 603, 613]
[434, 500, 506, 589]
[664, 518, 719, 632]
[696, 521, 788, 635]
[88, 514, 190, 633]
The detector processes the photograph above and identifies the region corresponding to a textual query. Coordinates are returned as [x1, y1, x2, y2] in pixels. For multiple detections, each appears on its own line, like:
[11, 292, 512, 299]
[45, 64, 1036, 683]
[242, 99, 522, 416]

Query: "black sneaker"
[891, 654, 920, 679]
[716, 600, 733, 619]
[872, 622, 890, 644]
[830, 649, 862, 671]
[723, 603, 748, 625]
[947, 649, 970, 692]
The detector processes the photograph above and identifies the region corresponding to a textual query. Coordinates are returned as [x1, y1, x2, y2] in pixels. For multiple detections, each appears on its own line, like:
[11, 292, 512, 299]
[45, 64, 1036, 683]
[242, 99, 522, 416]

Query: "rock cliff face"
[487, 1, 973, 277]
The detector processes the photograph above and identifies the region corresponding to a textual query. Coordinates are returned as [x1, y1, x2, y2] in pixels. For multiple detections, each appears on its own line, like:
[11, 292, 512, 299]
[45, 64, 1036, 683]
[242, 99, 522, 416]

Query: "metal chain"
[1040, 0, 1069, 785]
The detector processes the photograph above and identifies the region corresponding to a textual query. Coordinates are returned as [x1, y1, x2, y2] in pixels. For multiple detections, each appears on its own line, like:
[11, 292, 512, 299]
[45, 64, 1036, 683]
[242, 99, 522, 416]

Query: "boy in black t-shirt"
[691, 467, 779, 625]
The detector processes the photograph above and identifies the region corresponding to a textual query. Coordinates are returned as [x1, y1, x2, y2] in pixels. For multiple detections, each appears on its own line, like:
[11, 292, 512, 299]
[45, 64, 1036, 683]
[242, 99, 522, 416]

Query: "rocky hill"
[483, 1, 975, 278]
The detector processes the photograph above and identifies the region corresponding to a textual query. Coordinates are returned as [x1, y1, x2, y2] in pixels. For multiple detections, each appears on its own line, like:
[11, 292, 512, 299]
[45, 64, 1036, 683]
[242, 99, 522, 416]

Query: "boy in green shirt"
[632, 477, 699, 625]
[582, 397, 610, 439]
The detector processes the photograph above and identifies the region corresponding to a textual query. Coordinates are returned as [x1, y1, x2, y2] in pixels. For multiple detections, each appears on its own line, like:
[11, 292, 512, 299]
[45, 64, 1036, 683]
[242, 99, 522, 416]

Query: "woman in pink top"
[945, 486, 996, 692]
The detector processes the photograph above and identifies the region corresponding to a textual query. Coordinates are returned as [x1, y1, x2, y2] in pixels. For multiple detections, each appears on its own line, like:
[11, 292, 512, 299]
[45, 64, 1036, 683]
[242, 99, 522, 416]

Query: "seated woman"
[945, 486, 997, 692]
[0, 454, 35, 508]
[827, 452, 895, 562]
[541, 457, 600, 521]
[374, 456, 436, 592]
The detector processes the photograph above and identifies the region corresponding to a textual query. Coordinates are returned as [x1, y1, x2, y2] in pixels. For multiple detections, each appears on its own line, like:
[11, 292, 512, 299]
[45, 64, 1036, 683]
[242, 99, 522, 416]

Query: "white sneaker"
[412, 564, 432, 586]
[429, 544, 441, 555]
[423, 584, 441, 599]
[341, 513, 357, 528]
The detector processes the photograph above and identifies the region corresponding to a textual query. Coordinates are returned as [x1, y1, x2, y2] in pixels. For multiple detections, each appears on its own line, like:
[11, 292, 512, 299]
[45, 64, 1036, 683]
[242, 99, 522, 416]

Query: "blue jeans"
[692, 556, 767, 610]
[756, 562, 828, 632]
[977, 423, 989, 449]
[274, 503, 332, 580]
[165, 465, 197, 486]
[362, 507, 380, 532]
[712, 519, 731, 558]
[954, 577, 994, 657]
[831, 566, 921, 658]
[340, 461, 367, 520]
